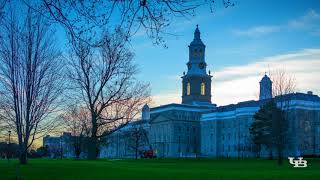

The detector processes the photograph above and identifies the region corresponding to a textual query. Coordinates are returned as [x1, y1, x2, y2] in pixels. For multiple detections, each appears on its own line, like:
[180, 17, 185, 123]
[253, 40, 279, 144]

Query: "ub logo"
[288, 157, 308, 168]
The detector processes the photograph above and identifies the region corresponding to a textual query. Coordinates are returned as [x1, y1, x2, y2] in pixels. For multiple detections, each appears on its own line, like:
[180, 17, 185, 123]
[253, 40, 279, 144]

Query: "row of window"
[178, 126, 196, 133]
[186, 82, 205, 95]
[221, 134, 249, 141]
[221, 145, 253, 152]
[208, 133, 249, 141]
[177, 137, 197, 153]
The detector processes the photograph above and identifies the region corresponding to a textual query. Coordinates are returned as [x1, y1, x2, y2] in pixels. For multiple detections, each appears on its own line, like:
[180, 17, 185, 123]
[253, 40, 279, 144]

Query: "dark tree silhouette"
[250, 102, 272, 158]
[60, 105, 90, 159]
[250, 100, 287, 165]
[0, 6, 63, 164]
[124, 121, 149, 159]
[69, 29, 150, 159]
[17, 0, 234, 47]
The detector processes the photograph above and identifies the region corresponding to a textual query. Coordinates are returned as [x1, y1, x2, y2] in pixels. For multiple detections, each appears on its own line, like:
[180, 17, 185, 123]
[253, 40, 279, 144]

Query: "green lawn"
[0, 158, 319, 180]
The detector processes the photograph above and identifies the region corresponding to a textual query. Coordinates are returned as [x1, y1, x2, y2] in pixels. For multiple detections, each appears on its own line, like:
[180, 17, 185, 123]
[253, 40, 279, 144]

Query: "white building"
[90, 26, 320, 158]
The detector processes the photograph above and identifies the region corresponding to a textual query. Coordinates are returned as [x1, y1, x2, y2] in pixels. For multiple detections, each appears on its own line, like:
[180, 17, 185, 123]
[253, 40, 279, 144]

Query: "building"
[43, 132, 83, 158]
[91, 26, 320, 158]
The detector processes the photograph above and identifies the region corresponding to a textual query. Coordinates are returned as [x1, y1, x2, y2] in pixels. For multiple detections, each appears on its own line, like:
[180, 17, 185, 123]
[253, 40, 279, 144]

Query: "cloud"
[151, 48, 320, 107]
[232, 9, 320, 37]
[151, 92, 181, 107]
[231, 25, 281, 37]
[288, 9, 320, 28]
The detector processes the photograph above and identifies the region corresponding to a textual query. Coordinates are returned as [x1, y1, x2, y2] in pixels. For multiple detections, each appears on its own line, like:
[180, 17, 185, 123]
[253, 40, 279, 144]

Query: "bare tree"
[123, 121, 149, 159]
[0, 7, 63, 164]
[269, 69, 297, 165]
[270, 69, 296, 100]
[20, 0, 234, 47]
[60, 105, 90, 159]
[69, 29, 150, 159]
[0, 0, 8, 18]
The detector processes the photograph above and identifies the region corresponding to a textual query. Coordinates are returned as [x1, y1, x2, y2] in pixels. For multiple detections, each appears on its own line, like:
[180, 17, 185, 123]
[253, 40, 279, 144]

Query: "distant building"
[43, 132, 83, 158]
[59, 26, 320, 159]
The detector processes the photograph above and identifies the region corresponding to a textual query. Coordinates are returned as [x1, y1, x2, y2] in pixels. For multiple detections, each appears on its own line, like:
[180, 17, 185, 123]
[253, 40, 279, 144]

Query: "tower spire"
[194, 24, 200, 40]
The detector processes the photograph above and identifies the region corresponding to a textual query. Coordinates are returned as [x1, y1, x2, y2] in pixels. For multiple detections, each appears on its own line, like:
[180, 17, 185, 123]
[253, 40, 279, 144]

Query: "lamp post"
[7, 130, 11, 162]
[8, 130, 11, 144]
[60, 133, 63, 159]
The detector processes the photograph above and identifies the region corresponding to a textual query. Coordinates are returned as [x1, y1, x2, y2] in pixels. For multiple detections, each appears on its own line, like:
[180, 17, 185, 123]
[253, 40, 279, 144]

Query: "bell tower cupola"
[259, 73, 272, 100]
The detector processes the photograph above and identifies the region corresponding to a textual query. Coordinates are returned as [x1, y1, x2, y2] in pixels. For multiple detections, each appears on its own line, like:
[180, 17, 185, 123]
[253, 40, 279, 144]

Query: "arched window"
[201, 82, 205, 95]
[187, 82, 191, 95]
[199, 49, 202, 60]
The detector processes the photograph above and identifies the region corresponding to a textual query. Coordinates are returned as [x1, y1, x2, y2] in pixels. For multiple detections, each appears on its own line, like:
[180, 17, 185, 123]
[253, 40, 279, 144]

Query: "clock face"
[199, 62, 205, 69]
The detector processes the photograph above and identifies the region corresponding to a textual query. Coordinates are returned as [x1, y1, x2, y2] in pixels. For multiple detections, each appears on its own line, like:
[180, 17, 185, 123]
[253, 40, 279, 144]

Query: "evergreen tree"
[250, 100, 287, 165]
[250, 101, 273, 158]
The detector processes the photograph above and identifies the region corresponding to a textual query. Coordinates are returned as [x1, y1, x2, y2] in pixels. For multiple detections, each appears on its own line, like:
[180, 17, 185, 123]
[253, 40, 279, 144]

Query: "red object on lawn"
[142, 149, 157, 158]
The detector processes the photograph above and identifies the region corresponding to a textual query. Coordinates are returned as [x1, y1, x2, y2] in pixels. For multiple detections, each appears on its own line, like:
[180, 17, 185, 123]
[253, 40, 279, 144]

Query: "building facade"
[43, 132, 75, 158]
[60, 26, 320, 159]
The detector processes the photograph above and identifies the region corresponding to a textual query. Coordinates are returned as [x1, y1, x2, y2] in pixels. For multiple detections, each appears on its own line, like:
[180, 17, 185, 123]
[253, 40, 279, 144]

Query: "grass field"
[1, 158, 319, 180]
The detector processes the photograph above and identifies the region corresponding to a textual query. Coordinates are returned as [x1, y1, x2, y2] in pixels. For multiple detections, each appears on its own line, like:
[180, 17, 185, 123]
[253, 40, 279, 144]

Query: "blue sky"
[129, 0, 320, 106]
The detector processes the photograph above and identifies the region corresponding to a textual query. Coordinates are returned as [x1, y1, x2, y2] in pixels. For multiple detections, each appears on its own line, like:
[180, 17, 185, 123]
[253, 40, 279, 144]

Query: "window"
[193, 49, 197, 57]
[187, 82, 191, 95]
[201, 82, 205, 95]
[199, 49, 203, 60]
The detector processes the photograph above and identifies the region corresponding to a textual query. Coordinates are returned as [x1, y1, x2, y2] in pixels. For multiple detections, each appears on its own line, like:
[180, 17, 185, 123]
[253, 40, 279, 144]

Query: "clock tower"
[182, 25, 212, 104]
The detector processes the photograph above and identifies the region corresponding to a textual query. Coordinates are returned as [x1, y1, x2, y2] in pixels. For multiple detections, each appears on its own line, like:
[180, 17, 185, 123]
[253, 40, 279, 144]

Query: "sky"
[129, 0, 320, 107]
[1, 0, 320, 145]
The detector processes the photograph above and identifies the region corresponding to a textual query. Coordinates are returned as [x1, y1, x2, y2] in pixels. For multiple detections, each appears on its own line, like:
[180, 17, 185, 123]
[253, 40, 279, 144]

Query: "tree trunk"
[135, 141, 138, 160]
[277, 151, 283, 165]
[75, 146, 81, 159]
[87, 136, 98, 159]
[18, 140, 28, 164]
[88, 114, 98, 159]
[277, 143, 283, 165]
[19, 154, 27, 164]
[268, 149, 273, 160]
[19, 151, 27, 164]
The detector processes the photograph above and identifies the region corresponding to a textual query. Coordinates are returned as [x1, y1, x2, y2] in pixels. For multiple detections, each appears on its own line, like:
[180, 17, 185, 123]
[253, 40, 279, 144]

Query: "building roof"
[260, 74, 272, 83]
[150, 103, 216, 114]
[201, 92, 320, 121]
[190, 25, 205, 46]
